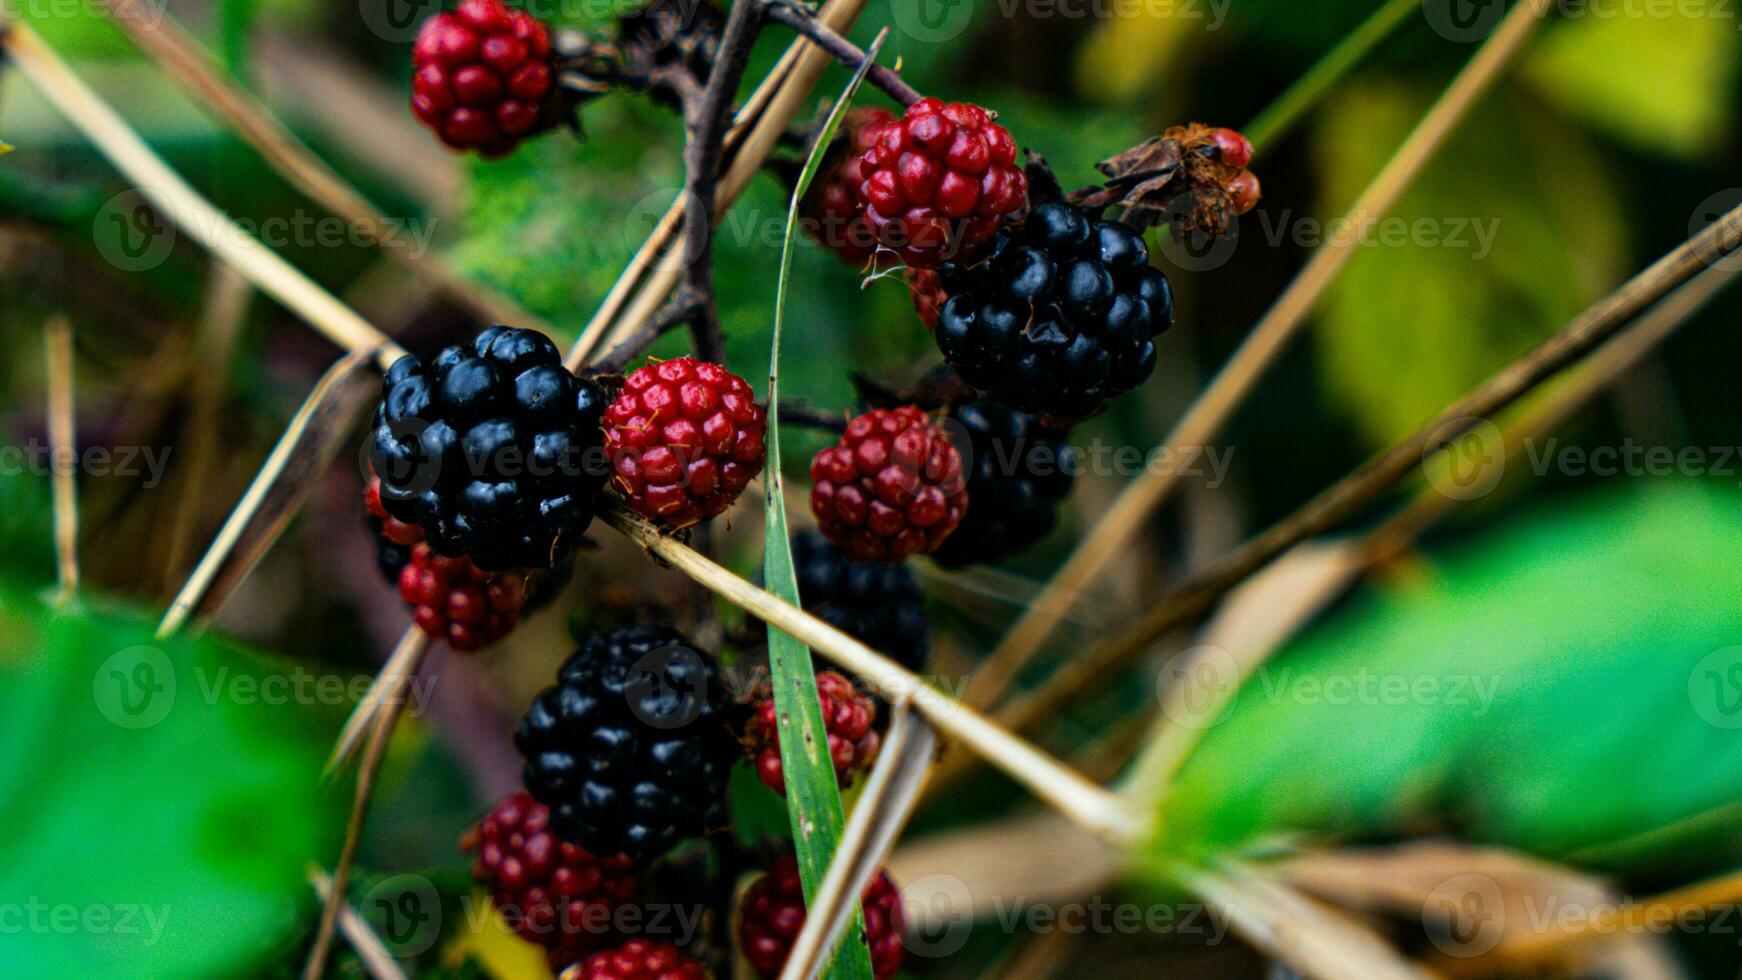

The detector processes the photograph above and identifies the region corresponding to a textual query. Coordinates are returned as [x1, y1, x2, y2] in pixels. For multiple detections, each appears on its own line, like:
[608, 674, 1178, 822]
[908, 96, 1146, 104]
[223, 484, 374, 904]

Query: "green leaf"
[1133, 484, 1742, 885]
[0, 587, 343, 974]
[1521, 10, 1738, 159]
[761, 38, 886, 980]
[1311, 85, 1626, 447]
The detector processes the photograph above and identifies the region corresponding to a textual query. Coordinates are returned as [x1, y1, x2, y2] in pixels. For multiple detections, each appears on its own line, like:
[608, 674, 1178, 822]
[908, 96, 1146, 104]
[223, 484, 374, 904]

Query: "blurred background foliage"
[5, 0, 1742, 975]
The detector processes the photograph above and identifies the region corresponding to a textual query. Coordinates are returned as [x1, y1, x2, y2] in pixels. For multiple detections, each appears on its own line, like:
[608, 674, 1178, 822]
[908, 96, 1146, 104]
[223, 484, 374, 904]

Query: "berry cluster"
[935, 200, 1174, 423]
[371, 326, 608, 571]
[745, 670, 880, 795]
[564, 938, 708, 979]
[466, 791, 637, 961]
[604, 357, 767, 529]
[804, 106, 898, 265]
[739, 854, 905, 980]
[932, 401, 1076, 567]
[412, 0, 555, 157]
[809, 406, 967, 563]
[793, 530, 929, 671]
[515, 626, 737, 863]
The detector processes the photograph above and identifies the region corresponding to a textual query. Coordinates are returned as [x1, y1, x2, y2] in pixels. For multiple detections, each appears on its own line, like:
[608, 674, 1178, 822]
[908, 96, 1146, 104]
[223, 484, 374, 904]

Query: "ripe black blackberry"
[792, 531, 929, 672]
[370, 326, 608, 571]
[935, 200, 1173, 424]
[932, 401, 1075, 567]
[515, 626, 736, 863]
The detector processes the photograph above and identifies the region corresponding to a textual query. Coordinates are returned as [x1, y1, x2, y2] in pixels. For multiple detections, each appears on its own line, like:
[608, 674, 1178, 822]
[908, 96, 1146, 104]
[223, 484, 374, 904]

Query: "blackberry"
[802, 106, 898, 265]
[792, 531, 929, 672]
[370, 326, 609, 572]
[935, 200, 1174, 423]
[931, 402, 1075, 567]
[412, 0, 557, 157]
[739, 854, 904, 980]
[603, 357, 767, 529]
[809, 406, 968, 563]
[744, 670, 879, 795]
[463, 791, 637, 959]
[515, 626, 736, 863]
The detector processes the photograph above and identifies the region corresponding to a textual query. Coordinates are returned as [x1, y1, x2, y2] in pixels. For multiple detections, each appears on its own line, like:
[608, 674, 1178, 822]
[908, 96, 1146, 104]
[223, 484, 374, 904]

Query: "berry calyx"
[464, 791, 637, 957]
[370, 326, 609, 571]
[809, 406, 967, 563]
[515, 626, 737, 862]
[739, 854, 904, 980]
[935, 200, 1173, 423]
[857, 98, 1027, 268]
[412, 0, 556, 157]
[562, 938, 707, 980]
[793, 531, 929, 671]
[745, 671, 879, 795]
[398, 542, 528, 651]
[603, 357, 767, 530]
[803, 106, 898, 265]
[931, 402, 1075, 567]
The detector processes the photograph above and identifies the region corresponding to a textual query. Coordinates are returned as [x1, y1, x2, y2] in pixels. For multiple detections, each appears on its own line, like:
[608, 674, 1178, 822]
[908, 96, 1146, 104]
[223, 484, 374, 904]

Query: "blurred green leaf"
[1311, 85, 1625, 447]
[0, 590, 342, 974]
[0, 469, 55, 590]
[1134, 484, 1742, 885]
[1522, 10, 1738, 159]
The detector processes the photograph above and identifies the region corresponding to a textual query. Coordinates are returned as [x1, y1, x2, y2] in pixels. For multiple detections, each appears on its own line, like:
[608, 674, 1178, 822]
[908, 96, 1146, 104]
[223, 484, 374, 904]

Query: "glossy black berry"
[792, 532, 929, 672]
[932, 402, 1075, 567]
[370, 326, 608, 571]
[514, 626, 737, 863]
[935, 201, 1173, 423]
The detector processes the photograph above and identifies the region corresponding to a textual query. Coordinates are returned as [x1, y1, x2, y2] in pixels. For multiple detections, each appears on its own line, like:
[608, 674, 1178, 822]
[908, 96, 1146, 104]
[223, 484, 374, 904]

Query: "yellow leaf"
[1072, 0, 1201, 103]
[1522, 10, 1737, 158]
[439, 890, 553, 979]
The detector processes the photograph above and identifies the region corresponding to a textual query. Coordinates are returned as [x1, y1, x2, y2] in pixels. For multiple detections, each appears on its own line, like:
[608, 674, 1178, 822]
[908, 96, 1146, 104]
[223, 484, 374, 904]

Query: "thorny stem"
[761, 0, 922, 106]
[678, 0, 765, 363]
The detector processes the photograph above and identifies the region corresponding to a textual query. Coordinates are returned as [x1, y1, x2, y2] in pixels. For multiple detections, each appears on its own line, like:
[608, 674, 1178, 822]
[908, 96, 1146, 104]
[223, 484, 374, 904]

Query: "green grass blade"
[762, 30, 890, 980]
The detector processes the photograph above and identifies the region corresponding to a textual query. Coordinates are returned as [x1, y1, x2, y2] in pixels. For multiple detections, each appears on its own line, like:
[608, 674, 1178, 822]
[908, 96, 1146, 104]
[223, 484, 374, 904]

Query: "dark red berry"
[464, 792, 637, 958]
[739, 854, 904, 980]
[745, 671, 879, 795]
[604, 357, 767, 529]
[1207, 126, 1253, 169]
[810, 406, 967, 563]
[564, 938, 707, 980]
[412, 0, 555, 157]
[803, 106, 898, 265]
[905, 268, 947, 330]
[1226, 169, 1261, 214]
[398, 542, 527, 651]
[856, 98, 1026, 268]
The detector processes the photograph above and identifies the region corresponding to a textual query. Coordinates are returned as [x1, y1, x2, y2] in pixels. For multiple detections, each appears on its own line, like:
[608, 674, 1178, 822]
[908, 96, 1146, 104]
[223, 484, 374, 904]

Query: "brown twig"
[675, 0, 765, 362]
[961, 0, 1555, 713]
[761, 0, 921, 106]
[44, 315, 78, 603]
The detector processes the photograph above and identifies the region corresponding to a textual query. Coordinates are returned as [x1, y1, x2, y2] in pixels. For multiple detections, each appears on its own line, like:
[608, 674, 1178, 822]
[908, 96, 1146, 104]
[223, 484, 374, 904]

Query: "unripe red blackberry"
[603, 357, 767, 529]
[744, 671, 879, 795]
[857, 98, 1027, 268]
[412, 0, 556, 157]
[465, 791, 637, 958]
[1226, 170, 1261, 215]
[739, 854, 904, 980]
[561, 938, 707, 980]
[809, 406, 967, 563]
[803, 106, 898, 265]
[398, 542, 528, 651]
[1206, 126, 1253, 169]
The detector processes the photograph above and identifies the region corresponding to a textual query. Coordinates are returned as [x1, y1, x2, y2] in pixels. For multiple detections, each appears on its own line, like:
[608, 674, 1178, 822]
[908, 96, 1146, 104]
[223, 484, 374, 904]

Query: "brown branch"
[676, 0, 765, 362]
[44, 315, 78, 603]
[589, 293, 706, 374]
[761, 0, 921, 106]
[960, 0, 1555, 713]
